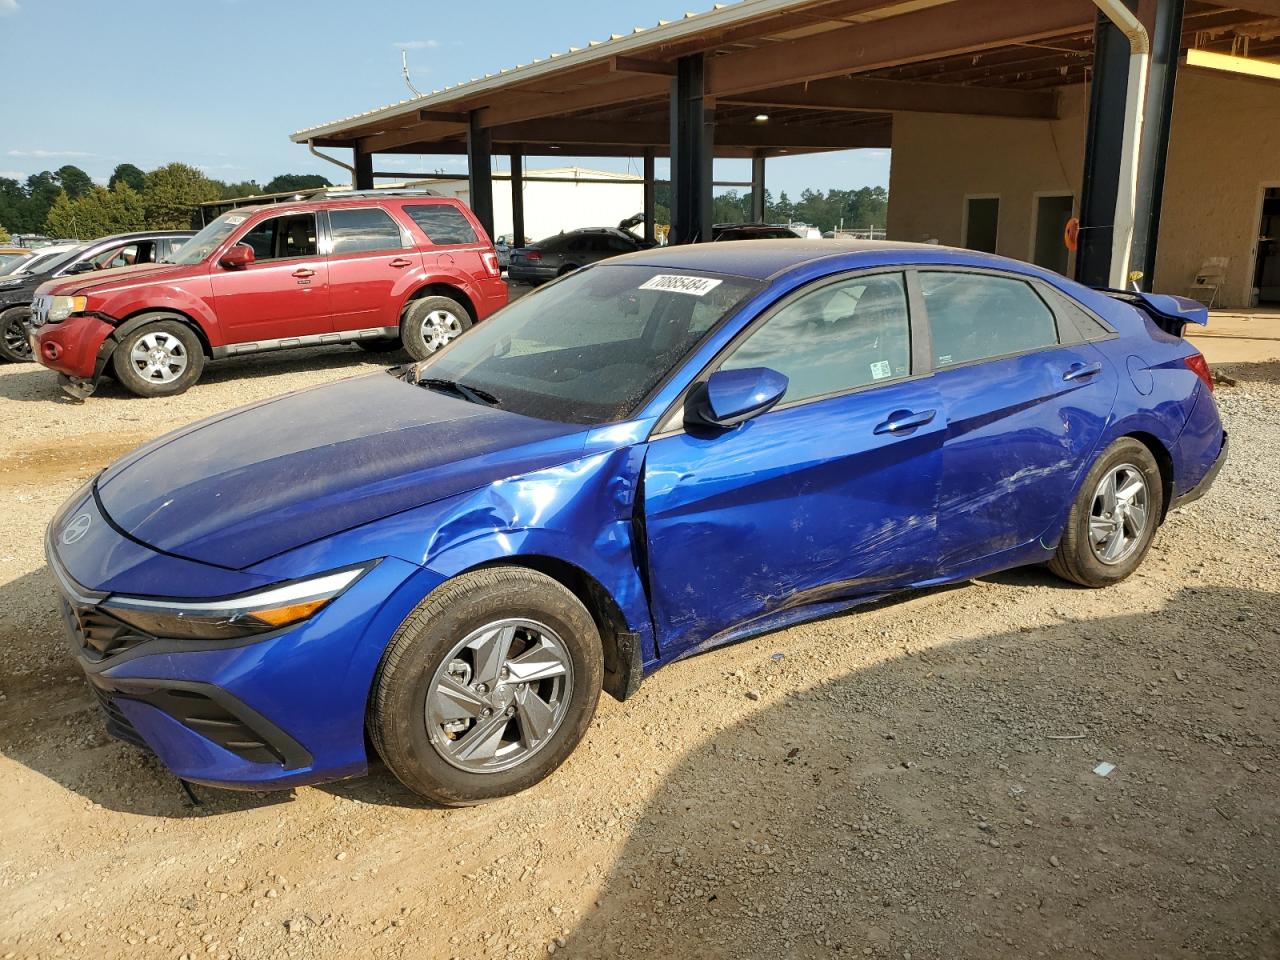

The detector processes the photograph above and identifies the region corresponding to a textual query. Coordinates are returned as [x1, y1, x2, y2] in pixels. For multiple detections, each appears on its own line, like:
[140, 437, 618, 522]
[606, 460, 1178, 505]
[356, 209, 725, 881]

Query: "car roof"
[607, 238, 1024, 281]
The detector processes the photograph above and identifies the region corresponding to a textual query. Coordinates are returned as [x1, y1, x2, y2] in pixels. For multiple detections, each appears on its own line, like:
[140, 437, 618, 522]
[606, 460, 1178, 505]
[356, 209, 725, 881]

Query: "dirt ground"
[0, 334, 1277, 960]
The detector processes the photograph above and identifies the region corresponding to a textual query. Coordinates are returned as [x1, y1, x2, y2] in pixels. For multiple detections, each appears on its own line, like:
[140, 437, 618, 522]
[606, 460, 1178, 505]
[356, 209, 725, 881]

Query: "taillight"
[525, 250, 541, 262]
[481, 251, 500, 278]
[1184, 351, 1213, 392]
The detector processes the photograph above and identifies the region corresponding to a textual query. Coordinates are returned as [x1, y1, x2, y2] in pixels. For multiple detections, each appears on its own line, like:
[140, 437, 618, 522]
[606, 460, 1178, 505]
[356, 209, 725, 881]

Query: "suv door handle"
[389, 257, 413, 268]
[874, 408, 937, 435]
[1062, 361, 1103, 382]
[292, 268, 315, 279]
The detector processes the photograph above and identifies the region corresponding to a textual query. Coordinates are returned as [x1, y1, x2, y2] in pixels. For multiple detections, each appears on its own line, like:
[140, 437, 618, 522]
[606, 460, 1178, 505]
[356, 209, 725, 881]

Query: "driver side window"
[237, 213, 318, 262]
[720, 272, 912, 404]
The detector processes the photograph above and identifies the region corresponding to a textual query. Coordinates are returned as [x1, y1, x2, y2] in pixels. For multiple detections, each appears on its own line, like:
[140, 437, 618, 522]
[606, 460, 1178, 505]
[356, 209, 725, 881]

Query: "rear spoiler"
[1098, 289, 1209, 337]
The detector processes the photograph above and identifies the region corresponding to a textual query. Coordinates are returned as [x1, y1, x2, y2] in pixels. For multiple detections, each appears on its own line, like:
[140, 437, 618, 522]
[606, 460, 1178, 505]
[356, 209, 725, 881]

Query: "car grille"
[90, 684, 150, 751]
[59, 597, 151, 661]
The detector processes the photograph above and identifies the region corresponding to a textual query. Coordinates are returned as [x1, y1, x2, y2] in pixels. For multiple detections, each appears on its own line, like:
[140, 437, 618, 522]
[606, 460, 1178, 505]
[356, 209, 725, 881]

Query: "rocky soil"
[0, 348, 1276, 960]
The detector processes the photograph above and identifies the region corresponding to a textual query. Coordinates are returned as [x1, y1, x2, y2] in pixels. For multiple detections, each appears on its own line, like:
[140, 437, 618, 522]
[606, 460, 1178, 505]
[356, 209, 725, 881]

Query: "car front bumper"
[31, 315, 114, 379]
[47, 488, 437, 791]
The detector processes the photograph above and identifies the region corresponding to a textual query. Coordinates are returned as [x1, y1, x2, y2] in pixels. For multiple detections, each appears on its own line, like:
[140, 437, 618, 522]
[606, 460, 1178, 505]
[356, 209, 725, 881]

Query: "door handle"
[874, 408, 937, 435]
[389, 257, 413, 268]
[292, 268, 315, 279]
[1062, 361, 1103, 382]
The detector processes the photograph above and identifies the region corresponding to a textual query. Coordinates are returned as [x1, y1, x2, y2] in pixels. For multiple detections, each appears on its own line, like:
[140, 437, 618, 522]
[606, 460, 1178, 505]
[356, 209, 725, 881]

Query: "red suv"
[29, 193, 507, 397]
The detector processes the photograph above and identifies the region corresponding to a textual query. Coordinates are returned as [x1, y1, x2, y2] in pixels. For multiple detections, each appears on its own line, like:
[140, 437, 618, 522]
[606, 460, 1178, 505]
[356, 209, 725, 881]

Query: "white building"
[414, 166, 645, 243]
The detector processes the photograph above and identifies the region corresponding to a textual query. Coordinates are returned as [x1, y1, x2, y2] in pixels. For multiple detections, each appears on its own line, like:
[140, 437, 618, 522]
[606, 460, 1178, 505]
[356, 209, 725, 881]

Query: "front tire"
[1049, 437, 1163, 587]
[400, 296, 472, 361]
[111, 318, 205, 398]
[368, 568, 603, 806]
[0, 306, 33, 363]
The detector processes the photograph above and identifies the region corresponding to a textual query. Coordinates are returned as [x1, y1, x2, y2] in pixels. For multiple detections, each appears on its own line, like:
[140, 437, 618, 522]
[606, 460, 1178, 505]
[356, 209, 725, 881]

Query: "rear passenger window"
[328, 208, 406, 254]
[403, 204, 479, 245]
[720, 272, 912, 404]
[238, 213, 318, 261]
[1041, 286, 1114, 341]
[920, 272, 1058, 367]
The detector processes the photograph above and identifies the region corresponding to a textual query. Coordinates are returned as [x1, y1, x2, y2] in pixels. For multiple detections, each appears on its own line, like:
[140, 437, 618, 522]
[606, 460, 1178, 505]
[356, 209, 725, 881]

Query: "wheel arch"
[402, 282, 477, 324]
[1120, 430, 1175, 522]
[111, 308, 214, 359]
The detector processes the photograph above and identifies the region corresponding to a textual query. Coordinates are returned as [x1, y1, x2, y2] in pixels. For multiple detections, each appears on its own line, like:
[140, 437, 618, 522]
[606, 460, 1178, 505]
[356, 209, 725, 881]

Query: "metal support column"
[1130, 0, 1184, 288]
[509, 148, 525, 248]
[353, 147, 373, 190]
[468, 112, 495, 240]
[642, 150, 656, 245]
[750, 153, 767, 223]
[1075, 0, 1141, 288]
[669, 54, 714, 244]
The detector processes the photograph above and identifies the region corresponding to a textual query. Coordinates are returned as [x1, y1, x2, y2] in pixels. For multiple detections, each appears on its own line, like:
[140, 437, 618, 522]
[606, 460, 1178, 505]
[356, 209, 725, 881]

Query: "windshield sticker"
[639, 274, 724, 296]
[225, 215, 246, 225]
[870, 360, 892, 381]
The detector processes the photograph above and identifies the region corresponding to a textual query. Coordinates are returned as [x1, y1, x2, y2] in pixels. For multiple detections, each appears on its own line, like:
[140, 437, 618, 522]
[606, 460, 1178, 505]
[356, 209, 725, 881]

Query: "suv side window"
[921, 271, 1059, 368]
[402, 204, 479, 245]
[720, 272, 912, 404]
[328, 207, 407, 255]
[238, 213, 318, 262]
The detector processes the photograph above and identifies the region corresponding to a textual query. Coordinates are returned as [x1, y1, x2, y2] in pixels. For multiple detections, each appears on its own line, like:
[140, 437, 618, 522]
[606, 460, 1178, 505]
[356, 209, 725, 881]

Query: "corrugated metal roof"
[289, 0, 818, 142]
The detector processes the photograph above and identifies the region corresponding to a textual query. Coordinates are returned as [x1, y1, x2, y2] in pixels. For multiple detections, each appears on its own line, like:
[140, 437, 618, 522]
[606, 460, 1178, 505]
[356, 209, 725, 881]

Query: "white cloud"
[0, 0, 20, 16]
[394, 40, 441, 50]
[7, 149, 96, 159]
[0, 170, 27, 180]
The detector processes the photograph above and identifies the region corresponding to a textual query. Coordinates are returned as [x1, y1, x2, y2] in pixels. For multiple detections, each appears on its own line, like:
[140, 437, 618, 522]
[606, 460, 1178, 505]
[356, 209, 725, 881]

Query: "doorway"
[1032, 193, 1074, 275]
[963, 195, 1000, 253]
[1254, 186, 1280, 305]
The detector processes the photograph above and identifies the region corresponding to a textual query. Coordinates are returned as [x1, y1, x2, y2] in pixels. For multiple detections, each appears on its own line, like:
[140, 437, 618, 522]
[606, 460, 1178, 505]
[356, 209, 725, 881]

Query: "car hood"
[95, 372, 590, 570]
[39, 263, 196, 298]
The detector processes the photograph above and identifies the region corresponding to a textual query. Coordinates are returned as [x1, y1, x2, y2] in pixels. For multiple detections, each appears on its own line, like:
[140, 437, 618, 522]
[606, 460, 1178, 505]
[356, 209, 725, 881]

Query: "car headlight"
[99, 563, 375, 641]
[46, 295, 89, 323]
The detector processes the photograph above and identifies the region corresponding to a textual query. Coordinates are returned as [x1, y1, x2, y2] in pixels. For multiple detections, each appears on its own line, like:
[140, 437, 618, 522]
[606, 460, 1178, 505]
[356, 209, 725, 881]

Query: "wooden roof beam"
[722, 75, 1058, 118]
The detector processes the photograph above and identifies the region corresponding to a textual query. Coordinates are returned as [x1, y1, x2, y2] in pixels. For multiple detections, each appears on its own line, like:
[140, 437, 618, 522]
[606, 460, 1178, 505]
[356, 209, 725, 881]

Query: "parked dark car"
[47, 240, 1225, 805]
[508, 221, 652, 284]
[0, 232, 192, 362]
[30, 195, 506, 398]
[712, 223, 802, 241]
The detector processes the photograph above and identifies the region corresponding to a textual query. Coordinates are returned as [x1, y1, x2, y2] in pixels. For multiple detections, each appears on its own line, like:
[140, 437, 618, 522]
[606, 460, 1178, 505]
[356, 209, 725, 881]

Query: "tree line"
[0, 164, 332, 241]
[652, 183, 888, 233]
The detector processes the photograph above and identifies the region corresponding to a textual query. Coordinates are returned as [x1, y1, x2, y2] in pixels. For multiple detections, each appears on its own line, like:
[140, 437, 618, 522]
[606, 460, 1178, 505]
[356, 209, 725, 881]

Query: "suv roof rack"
[317, 188, 441, 199]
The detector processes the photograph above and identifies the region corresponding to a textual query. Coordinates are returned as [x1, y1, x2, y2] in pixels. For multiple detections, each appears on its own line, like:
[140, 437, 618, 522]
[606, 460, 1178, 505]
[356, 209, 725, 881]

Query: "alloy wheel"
[2, 311, 32, 360]
[425, 618, 574, 774]
[1088, 463, 1150, 565]
[419, 309, 463, 353]
[128, 331, 189, 384]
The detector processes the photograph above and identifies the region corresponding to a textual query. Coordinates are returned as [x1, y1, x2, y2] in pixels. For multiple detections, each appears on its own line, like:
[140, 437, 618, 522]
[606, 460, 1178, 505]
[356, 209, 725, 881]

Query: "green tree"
[108, 163, 146, 194]
[142, 163, 221, 229]
[55, 164, 94, 200]
[47, 183, 147, 239]
[0, 222, 10, 243]
[24, 171, 62, 233]
[43, 191, 79, 239]
[219, 180, 264, 200]
[263, 173, 331, 194]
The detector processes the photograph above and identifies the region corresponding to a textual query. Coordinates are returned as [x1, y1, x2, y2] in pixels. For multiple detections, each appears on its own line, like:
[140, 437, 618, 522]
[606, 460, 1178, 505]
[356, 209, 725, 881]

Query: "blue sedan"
[47, 241, 1227, 804]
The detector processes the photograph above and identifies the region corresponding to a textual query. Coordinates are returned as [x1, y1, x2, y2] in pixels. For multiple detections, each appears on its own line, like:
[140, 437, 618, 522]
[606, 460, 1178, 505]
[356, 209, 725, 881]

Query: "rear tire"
[111, 318, 205, 398]
[0, 306, 32, 363]
[400, 296, 472, 361]
[368, 568, 603, 806]
[1048, 437, 1163, 587]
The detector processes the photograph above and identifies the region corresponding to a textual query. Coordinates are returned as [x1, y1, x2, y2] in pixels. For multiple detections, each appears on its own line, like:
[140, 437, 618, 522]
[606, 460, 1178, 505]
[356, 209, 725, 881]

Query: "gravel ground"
[0, 346, 1277, 960]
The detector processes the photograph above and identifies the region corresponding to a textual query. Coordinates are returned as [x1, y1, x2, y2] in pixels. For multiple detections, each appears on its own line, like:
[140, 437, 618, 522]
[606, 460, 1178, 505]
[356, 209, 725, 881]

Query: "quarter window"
[921, 272, 1059, 367]
[237, 213, 318, 262]
[720, 272, 912, 404]
[328, 207, 406, 254]
[403, 204, 479, 245]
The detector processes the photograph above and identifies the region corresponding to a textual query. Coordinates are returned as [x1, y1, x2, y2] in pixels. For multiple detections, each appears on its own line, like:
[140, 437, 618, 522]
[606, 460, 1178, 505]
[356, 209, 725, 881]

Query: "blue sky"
[0, 0, 889, 197]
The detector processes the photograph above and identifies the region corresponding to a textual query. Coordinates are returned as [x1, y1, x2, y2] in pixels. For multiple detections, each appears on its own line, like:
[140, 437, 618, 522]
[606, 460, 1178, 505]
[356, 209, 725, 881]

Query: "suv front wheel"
[401, 296, 472, 361]
[111, 318, 206, 398]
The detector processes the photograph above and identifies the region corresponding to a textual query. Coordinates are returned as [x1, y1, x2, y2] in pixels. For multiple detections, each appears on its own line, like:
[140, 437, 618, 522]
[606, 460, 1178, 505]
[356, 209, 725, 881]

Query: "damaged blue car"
[47, 241, 1226, 804]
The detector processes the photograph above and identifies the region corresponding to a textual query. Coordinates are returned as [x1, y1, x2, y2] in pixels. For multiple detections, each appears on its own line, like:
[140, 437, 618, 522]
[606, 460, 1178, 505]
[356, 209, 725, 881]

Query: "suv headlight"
[100, 563, 374, 641]
[46, 295, 88, 323]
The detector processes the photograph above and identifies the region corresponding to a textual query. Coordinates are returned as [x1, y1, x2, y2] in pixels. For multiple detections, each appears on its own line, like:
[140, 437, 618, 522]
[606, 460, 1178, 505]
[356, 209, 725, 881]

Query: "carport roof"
[290, 0, 1280, 159]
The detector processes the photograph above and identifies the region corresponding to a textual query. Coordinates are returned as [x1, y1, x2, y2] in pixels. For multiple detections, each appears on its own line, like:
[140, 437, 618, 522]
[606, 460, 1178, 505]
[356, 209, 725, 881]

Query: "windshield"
[27, 247, 83, 276]
[415, 263, 760, 425]
[0, 253, 32, 276]
[170, 214, 243, 265]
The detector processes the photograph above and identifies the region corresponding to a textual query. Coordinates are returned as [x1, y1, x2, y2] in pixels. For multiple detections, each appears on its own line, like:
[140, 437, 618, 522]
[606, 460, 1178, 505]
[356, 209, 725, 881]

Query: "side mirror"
[687, 366, 788, 429]
[66, 260, 96, 274]
[219, 244, 254, 270]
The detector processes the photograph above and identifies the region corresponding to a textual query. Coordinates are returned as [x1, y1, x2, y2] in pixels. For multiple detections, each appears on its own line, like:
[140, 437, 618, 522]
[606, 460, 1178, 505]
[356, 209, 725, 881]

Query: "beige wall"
[885, 71, 1280, 307]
